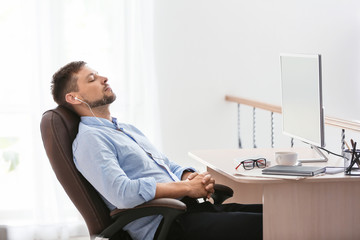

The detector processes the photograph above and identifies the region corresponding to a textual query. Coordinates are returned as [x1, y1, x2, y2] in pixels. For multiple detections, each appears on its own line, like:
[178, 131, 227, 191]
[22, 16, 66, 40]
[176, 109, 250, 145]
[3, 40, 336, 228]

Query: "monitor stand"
[298, 145, 328, 163]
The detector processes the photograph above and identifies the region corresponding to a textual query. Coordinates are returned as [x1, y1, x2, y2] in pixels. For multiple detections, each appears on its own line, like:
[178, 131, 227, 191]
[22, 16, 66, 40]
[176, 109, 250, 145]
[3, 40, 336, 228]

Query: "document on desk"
[233, 168, 309, 180]
[262, 165, 326, 176]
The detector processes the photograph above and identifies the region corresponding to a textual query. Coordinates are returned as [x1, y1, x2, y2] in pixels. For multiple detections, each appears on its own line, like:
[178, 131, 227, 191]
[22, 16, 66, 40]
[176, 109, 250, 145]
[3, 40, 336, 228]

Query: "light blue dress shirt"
[73, 116, 195, 240]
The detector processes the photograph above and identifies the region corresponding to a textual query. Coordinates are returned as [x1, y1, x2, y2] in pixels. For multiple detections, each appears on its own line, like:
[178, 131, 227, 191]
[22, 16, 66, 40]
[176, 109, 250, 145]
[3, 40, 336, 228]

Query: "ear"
[65, 93, 81, 105]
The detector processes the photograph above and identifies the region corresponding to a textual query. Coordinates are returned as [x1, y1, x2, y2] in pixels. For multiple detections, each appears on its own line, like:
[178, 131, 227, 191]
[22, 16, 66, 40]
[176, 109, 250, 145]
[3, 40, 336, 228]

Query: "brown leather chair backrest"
[40, 106, 112, 236]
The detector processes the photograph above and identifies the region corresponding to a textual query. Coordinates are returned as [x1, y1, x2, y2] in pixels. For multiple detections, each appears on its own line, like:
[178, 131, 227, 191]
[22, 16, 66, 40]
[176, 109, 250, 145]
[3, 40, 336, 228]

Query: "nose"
[100, 75, 108, 84]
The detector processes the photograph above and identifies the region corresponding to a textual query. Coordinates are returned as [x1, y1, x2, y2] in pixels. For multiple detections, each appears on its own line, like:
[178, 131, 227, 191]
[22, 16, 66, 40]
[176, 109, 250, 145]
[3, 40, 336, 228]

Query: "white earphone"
[74, 96, 85, 103]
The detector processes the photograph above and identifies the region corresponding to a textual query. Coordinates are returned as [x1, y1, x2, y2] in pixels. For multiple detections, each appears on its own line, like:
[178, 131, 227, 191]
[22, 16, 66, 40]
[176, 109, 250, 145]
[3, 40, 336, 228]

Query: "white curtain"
[0, 0, 158, 239]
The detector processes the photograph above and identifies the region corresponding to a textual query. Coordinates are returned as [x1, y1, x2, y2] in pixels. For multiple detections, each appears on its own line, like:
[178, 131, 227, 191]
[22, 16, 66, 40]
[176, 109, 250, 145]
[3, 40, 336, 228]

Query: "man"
[51, 61, 263, 240]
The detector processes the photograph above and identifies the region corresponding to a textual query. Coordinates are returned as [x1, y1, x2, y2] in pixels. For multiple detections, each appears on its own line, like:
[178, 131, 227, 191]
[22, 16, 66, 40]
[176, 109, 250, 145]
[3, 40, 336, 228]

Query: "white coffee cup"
[275, 152, 298, 165]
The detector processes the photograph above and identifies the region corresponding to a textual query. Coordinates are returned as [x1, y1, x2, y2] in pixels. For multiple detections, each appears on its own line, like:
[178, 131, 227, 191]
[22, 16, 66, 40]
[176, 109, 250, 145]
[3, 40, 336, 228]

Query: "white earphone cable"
[75, 97, 105, 126]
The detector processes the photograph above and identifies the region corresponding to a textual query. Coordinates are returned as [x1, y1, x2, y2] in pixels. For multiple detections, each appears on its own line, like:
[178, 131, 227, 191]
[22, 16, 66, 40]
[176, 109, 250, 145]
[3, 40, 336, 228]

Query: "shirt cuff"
[138, 177, 157, 201]
[177, 167, 197, 180]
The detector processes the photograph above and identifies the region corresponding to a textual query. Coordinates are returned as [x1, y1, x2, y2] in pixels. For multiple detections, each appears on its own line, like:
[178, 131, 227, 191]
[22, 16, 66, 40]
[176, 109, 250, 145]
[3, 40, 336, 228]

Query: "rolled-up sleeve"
[138, 177, 157, 202]
[73, 130, 157, 209]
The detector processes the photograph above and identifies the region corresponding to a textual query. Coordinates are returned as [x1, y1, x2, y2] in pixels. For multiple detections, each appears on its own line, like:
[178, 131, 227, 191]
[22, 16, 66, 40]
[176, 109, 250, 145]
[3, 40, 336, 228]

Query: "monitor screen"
[280, 53, 325, 147]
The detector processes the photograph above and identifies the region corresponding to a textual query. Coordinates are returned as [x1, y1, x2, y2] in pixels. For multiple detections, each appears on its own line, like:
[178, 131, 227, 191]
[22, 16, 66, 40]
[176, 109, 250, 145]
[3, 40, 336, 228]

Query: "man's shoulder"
[75, 123, 108, 142]
[78, 122, 98, 135]
[73, 124, 115, 153]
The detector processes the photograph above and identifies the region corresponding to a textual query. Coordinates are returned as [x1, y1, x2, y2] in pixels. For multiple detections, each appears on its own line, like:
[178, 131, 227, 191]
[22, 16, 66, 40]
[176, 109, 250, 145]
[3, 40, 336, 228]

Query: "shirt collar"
[80, 116, 118, 129]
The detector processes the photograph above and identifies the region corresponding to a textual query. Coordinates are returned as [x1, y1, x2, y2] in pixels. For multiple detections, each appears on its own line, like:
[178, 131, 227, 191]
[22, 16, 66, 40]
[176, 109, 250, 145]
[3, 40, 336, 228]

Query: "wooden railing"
[226, 95, 360, 132]
[226, 95, 282, 114]
[225, 95, 360, 149]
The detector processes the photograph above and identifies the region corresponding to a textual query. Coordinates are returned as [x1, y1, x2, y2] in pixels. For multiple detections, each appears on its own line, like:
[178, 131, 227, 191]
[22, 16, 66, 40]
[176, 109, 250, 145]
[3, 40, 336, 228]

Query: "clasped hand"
[185, 172, 215, 199]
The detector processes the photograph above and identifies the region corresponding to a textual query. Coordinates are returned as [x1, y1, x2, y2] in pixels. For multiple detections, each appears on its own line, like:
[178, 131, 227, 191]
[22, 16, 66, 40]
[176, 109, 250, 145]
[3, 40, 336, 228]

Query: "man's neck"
[79, 104, 112, 121]
[90, 105, 111, 121]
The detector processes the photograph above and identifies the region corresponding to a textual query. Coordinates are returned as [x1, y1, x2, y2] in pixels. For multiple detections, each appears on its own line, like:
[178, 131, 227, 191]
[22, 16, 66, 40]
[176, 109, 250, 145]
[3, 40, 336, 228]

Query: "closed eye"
[87, 72, 99, 82]
[88, 75, 97, 82]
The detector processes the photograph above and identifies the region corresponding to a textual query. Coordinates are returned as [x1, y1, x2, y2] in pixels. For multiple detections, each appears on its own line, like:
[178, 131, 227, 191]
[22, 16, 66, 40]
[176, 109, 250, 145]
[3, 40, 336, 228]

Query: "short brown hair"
[51, 61, 86, 107]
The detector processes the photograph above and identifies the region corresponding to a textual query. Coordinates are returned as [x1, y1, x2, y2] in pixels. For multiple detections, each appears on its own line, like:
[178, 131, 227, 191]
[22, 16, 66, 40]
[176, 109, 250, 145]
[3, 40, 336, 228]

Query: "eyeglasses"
[235, 158, 267, 170]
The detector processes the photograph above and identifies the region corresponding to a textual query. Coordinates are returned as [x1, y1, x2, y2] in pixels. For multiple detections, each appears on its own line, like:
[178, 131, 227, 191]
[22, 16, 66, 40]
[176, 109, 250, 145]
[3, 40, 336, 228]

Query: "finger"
[187, 172, 199, 180]
[207, 177, 215, 184]
[205, 183, 214, 192]
[202, 174, 211, 184]
[199, 171, 209, 177]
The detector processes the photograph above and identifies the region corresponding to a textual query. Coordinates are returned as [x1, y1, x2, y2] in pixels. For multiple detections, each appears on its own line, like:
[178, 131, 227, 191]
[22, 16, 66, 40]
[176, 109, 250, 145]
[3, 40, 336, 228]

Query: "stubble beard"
[87, 93, 117, 108]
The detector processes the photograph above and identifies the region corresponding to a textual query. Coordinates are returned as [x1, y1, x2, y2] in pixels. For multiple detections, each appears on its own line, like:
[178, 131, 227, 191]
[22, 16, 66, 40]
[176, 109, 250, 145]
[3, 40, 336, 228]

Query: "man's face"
[74, 65, 116, 108]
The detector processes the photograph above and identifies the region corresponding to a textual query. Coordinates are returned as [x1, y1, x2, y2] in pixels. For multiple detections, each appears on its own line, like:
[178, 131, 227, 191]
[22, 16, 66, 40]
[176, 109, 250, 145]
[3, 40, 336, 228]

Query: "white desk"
[189, 148, 360, 240]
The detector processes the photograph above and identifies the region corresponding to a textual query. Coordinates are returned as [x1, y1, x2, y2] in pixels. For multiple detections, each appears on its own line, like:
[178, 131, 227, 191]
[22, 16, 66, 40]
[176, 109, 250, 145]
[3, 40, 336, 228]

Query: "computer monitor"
[280, 53, 327, 162]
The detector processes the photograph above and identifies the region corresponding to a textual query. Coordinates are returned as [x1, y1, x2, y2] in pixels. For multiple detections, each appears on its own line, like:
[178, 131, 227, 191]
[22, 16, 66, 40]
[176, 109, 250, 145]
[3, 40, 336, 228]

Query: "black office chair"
[40, 106, 233, 239]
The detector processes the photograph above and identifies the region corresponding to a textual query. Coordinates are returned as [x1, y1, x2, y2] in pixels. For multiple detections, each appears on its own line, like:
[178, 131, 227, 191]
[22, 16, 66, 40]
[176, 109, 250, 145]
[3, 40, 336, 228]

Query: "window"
[0, 0, 158, 238]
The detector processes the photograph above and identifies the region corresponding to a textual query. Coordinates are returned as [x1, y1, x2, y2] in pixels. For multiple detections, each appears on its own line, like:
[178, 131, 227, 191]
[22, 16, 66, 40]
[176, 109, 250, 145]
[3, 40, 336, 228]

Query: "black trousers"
[165, 199, 263, 240]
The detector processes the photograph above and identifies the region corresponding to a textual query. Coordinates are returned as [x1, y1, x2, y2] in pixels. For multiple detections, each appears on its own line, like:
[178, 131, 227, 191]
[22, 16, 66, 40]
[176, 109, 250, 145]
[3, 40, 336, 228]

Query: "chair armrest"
[98, 198, 186, 240]
[211, 184, 234, 204]
[109, 198, 186, 217]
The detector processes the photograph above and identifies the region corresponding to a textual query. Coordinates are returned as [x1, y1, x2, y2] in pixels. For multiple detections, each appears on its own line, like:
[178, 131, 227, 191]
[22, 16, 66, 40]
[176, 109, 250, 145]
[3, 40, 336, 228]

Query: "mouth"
[104, 85, 112, 92]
